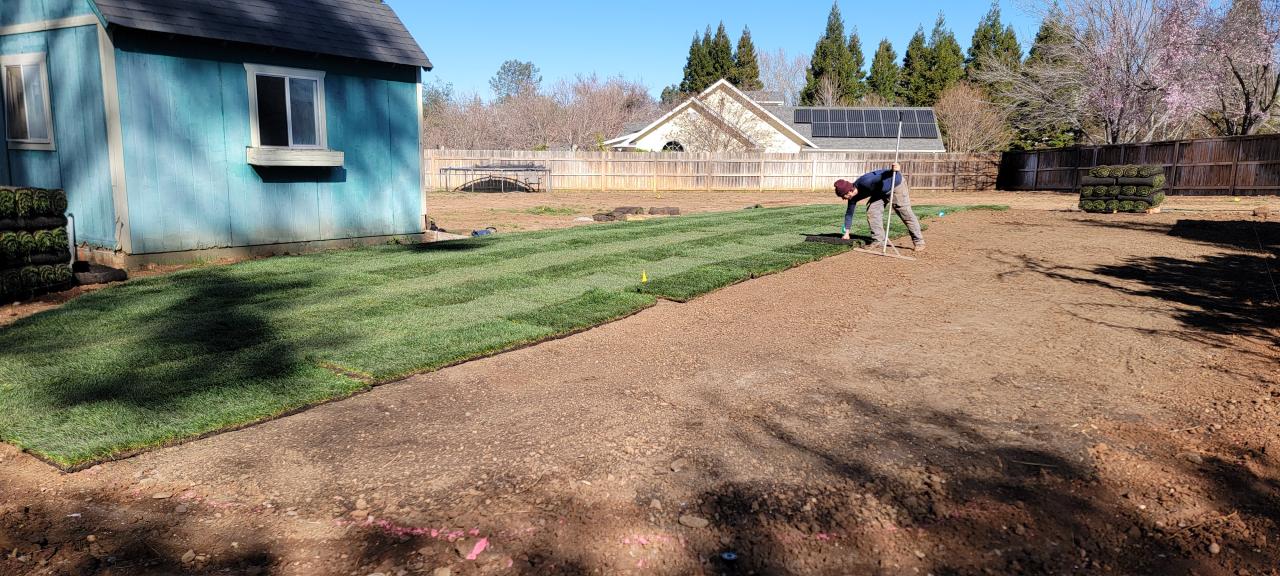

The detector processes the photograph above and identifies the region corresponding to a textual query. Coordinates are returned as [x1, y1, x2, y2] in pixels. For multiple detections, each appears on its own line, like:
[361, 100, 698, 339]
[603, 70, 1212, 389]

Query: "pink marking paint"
[465, 537, 489, 560]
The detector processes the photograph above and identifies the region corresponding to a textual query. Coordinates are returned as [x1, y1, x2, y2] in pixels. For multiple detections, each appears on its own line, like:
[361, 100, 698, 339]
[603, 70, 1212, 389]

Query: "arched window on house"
[662, 141, 685, 152]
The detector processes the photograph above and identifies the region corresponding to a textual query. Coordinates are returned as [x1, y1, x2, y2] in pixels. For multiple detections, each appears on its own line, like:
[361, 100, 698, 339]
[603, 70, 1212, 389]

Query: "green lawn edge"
[0, 203, 1005, 468]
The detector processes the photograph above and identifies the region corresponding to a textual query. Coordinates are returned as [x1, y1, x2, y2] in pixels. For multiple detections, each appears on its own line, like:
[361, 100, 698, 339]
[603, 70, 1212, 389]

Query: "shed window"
[246, 64, 326, 149]
[2, 53, 53, 150]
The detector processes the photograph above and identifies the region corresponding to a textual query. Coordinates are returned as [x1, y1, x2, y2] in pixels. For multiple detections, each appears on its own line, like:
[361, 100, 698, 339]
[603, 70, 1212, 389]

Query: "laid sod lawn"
[0, 204, 991, 468]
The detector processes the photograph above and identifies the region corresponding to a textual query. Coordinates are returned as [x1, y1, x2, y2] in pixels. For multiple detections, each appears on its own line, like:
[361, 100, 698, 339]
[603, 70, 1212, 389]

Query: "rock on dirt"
[679, 515, 710, 528]
[649, 207, 681, 215]
[181, 549, 196, 564]
[432, 568, 452, 576]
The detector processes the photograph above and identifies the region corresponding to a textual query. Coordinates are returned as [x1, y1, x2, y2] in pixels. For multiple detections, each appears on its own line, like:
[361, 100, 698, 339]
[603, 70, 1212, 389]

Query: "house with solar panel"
[605, 79, 944, 154]
[0, 0, 432, 267]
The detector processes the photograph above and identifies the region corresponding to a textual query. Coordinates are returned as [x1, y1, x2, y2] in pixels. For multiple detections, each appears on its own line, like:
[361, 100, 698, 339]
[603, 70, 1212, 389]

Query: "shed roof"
[92, 0, 432, 69]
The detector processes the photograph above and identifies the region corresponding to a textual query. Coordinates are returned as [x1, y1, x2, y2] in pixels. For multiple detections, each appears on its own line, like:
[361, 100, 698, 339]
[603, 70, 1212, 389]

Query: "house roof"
[769, 106, 946, 152]
[606, 80, 815, 150]
[91, 0, 432, 69]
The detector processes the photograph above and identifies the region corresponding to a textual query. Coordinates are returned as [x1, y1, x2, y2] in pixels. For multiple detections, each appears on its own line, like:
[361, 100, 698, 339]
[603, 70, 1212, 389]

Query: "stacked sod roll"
[0, 186, 73, 302]
[1078, 165, 1168, 213]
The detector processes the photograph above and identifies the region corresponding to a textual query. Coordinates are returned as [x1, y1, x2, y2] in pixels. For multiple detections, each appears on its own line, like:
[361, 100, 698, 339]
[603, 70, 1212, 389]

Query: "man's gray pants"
[866, 182, 924, 247]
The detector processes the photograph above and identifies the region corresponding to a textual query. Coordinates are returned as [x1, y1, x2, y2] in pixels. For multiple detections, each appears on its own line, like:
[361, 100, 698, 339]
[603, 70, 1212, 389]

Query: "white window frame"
[244, 63, 327, 150]
[1, 53, 55, 151]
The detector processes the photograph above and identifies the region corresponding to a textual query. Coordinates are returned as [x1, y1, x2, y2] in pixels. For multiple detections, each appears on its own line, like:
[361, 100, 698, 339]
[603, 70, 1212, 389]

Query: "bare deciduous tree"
[977, 0, 1203, 144]
[759, 49, 809, 106]
[423, 75, 658, 150]
[814, 75, 844, 107]
[933, 82, 1012, 153]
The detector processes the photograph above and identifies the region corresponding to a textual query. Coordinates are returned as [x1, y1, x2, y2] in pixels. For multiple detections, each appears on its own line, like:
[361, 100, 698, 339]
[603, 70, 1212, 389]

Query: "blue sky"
[387, 1, 1042, 100]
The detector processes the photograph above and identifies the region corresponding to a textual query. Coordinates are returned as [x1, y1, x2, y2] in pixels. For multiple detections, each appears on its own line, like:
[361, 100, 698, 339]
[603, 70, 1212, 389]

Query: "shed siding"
[1, 0, 94, 26]
[0, 24, 116, 247]
[115, 49, 422, 254]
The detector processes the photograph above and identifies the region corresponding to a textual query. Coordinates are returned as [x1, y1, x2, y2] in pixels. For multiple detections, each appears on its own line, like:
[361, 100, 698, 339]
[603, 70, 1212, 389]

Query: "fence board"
[999, 133, 1280, 196]
[425, 149, 999, 193]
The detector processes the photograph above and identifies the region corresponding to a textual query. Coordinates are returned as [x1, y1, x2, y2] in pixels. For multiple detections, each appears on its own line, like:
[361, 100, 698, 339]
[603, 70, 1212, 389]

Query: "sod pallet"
[1077, 166, 1167, 214]
[0, 186, 73, 302]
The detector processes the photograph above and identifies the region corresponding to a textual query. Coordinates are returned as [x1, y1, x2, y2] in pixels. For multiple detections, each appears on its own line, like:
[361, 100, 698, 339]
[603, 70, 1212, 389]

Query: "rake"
[852, 112, 915, 261]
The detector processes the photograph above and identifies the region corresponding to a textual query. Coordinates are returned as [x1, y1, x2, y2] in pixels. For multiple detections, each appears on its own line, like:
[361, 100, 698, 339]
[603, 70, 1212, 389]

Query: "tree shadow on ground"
[672, 391, 1275, 575]
[995, 218, 1279, 350]
[46, 268, 339, 409]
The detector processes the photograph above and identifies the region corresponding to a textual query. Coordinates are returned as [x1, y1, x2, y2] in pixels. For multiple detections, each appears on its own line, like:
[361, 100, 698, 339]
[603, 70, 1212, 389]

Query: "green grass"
[523, 205, 579, 216]
[0, 204, 999, 468]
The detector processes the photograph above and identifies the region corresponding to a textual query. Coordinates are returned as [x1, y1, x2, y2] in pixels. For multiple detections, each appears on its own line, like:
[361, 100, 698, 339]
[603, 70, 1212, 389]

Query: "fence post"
[1229, 138, 1242, 196]
[602, 154, 609, 192]
[759, 156, 766, 192]
[1032, 152, 1040, 191]
[1171, 140, 1181, 194]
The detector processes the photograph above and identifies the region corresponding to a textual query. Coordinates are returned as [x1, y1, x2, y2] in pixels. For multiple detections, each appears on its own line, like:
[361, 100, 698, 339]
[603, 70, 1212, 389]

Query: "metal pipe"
[66, 212, 77, 265]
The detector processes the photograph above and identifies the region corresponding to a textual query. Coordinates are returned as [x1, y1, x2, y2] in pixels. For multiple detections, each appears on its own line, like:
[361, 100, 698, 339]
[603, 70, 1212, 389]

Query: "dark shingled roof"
[92, 0, 432, 69]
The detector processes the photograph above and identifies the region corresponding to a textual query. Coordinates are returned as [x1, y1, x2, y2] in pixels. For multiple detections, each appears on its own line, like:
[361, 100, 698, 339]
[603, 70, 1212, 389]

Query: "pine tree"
[897, 27, 931, 105]
[800, 2, 859, 105]
[926, 13, 965, 104]
[679, 32, 707, 93]
[708, 22, 736, 84]
[847, 27, 867, 100]
[1013, 6, 1078, 149]
[966, 1, 1023, 78]
[731, 27, 764, 91]
[867, 38, 900, 103]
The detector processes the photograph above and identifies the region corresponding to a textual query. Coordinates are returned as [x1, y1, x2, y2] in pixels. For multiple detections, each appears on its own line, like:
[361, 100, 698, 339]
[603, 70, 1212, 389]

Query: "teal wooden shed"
[0, 0, 432, 266]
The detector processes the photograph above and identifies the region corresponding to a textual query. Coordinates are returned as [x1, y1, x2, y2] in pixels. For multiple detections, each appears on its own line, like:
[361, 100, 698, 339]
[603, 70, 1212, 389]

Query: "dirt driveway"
[2, 208, 1278, 575]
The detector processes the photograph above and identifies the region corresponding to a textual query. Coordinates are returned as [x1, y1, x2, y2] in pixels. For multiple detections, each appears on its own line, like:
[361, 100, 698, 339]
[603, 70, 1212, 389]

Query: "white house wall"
[700, 90, 801, 153]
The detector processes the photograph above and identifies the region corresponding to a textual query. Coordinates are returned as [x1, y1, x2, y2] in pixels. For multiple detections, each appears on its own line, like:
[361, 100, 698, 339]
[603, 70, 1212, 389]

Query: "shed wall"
[114, 47, 423, 254]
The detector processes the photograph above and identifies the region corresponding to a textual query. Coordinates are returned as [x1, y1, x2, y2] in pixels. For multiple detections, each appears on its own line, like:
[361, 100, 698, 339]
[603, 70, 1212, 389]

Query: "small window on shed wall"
[2, 53, 54, 151]
[662, 141, 685, 152]
[245, 64, 327, 149]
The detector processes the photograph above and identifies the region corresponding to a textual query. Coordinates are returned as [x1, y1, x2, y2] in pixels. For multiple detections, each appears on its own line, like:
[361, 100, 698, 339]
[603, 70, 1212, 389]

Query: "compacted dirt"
[2, 207, 1278, 576]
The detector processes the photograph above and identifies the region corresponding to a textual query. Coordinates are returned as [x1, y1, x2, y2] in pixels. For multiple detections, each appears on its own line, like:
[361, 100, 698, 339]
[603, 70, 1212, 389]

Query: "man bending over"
[834, 163, 925, 251]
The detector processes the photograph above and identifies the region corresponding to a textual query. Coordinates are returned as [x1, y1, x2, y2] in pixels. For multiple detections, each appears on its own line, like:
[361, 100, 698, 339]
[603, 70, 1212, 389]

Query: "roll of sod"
[14, 189, 33, 218]
[19, 266, 39, 289]
[32, 189, 50, 216]
[0, 189, 14, 218]
[50, 189, 67, 214]
[0, 231, 18, 261]
[1081, 176, 1115, 186]
[17, 231, 35, 257]
[1117, 175, 1166, 188]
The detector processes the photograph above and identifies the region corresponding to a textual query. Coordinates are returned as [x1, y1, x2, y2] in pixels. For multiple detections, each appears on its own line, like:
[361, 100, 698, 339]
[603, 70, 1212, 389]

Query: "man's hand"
[891, 162, 901, 172]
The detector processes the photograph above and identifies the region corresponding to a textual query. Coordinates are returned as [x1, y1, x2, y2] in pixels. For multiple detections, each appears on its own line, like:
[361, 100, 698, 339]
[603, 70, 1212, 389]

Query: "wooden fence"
[425, 149, 1000, 193]
[999, 134, 1280, 195]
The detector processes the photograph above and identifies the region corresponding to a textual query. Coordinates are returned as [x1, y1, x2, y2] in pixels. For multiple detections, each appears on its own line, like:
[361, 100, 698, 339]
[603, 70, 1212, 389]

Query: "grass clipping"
[0, 203, 998, 468]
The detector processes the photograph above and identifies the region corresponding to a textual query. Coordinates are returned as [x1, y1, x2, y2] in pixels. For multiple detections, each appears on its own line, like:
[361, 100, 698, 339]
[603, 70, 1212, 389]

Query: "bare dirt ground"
[2, 207, 1279, 576]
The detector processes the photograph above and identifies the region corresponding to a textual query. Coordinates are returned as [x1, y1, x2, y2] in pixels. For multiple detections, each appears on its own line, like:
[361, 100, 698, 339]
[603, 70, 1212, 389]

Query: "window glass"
[255, 75, 289, 146]
[4, 66, 28, 141]
[288, 78, 317, 146]
[22, 64, 48, 141]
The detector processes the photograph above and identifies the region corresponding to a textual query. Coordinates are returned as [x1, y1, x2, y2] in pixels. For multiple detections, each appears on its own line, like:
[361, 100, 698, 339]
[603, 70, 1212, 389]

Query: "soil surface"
[2, 208, 1278, 576]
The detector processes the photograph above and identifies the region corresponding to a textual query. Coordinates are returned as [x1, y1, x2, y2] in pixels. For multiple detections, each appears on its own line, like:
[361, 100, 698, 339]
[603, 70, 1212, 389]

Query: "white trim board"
[97, 24, 132, 253]
[0, 14, 99, 36]
[1, 52, 57, 151]
[243, 63, 328, 149]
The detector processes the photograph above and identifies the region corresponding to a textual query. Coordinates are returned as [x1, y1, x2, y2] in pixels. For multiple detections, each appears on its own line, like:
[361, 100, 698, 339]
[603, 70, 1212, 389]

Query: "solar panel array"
[793, 108, 939, 139]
